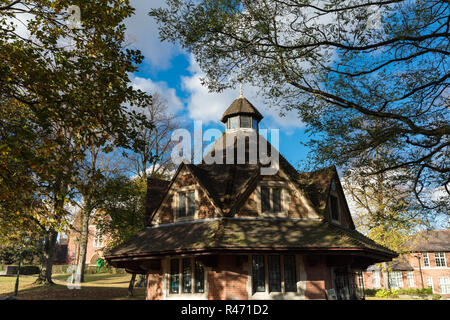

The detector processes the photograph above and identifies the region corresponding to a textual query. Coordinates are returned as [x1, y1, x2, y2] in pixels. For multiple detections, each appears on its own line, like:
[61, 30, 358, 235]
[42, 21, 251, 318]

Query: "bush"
[364, 289, 378, 296]
[3, 265, 40, 275]
[397, 288, 433, 296]
[375, 288, 398, 298]
[432, 294, 441, 300]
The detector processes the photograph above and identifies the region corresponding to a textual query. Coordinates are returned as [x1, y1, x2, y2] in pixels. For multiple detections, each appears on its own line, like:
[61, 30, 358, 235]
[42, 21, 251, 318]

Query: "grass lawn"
[0, 273, 145, 300]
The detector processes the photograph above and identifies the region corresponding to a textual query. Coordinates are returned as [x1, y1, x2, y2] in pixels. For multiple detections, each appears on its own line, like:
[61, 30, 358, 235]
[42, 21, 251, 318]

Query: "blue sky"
[126, 1, 313, 170]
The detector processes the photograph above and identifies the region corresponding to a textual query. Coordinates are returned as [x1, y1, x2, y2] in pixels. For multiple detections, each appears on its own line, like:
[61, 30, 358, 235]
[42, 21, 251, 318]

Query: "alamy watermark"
[170, 121, 280, 175]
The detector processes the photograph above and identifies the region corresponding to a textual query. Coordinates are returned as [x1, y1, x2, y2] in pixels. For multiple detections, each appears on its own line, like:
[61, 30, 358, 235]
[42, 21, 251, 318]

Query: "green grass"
[0, 273, 145, 300]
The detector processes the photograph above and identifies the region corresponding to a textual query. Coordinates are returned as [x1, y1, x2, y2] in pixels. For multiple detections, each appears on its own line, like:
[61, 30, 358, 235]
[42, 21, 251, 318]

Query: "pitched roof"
[220, 96, 264, 123]
[145, 177, 170, 225]
[403, 229, 450, 252]
[390, 256, 414, 271]
[105, 218, 396, 259]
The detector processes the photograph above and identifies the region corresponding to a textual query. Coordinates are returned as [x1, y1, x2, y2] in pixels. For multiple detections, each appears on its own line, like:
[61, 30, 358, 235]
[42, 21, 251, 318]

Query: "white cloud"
[125, 0, 180, 70]
[130, 75, 183, 114]
[181, 56, 304, 130]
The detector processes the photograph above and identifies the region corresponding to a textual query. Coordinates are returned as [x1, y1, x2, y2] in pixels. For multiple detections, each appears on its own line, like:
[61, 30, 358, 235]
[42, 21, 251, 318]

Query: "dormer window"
[330, 194, 340, 222]
[259, 184, 287, 216]
[177, 190, 196, 219]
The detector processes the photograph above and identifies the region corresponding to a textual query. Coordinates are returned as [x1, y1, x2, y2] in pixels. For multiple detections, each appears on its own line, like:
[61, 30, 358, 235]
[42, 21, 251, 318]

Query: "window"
[251, 255, 298, 295]
[261, 187, 271, 213]
[389, 272, 403, 289]
[178, 191, 195, 218]
[240, 116, 251, 128]
[438, 277, 450, 294]
[228, 116, 239, 129]
[407, 272, 414, 287]
[284, 255, 297, 292]
[252, 255, 265, 293]
[252, 119, 258, 130]
[182, 258, 192, 293]
[435, 252, 446, 267]
[93, 227, 104, 248]
[260, 186, 284, 214]
[426, 277, 433, 290]
[170, 259, 180, 294]
[423, 253, 430, 267]
[373, 271, 381, 288]
[169, 258, 205, 295]
[268, 256, 281, 293]
[194, 259, 205, 293]
[330, 195, 339, 221]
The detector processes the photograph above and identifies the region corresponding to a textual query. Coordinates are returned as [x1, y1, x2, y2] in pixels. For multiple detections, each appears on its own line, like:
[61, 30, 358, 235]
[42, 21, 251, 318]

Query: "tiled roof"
[145, 177, 170, 225]
[403, 229, 450, 252]
[105, 218, 397, 259]
[220, 97, 264, 123]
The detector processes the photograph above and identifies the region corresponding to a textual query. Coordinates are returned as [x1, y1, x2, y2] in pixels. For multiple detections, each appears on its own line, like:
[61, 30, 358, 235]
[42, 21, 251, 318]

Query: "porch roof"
[105, 218, 397, 262]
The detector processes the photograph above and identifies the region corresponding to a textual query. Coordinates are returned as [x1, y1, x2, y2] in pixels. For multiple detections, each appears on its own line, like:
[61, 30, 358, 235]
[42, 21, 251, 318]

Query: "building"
[363, 229, 450, 297]
[66, 212, 106, 266]
[105, 96, 397, 300]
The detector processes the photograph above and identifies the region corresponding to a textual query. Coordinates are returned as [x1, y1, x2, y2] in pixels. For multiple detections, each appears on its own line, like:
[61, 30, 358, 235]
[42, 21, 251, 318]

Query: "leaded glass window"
[284, 255, 297, 292]
[194, 259, 204, 293]
[170, 259, 179, 294]
[182, 258, 192, 293]
[252, 255, 265, 293]
[261, 187, 270, 213]
[268, 255, 281, 292]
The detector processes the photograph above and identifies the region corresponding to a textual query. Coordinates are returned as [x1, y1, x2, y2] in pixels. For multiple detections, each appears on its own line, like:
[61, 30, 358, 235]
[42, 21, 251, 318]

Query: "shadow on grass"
[0, 283, 145, 300]
[0, 274, 145, 300]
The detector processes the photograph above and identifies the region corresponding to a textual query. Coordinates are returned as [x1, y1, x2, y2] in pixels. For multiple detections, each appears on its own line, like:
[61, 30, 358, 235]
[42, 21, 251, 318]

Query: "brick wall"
[363, 252, 450, 296]
[147, 271, 164, 300]
[208, 255, 248, 300]
[303, 256, 330, 300]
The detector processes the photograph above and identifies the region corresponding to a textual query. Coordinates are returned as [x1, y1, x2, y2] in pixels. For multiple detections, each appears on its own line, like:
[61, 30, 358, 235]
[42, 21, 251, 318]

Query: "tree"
[93, 174, 147, 296]
[126, 91, 179, 180]
[342, 150, 429, 253]
[150, 0, 449, 213]
[1, 0, 152, 284]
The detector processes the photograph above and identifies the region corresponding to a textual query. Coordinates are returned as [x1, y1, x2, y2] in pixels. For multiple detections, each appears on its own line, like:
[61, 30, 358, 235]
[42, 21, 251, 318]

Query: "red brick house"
[66, 211, 107, 266]
[105, 96, 397, 300]
[363, 229, 450, 297]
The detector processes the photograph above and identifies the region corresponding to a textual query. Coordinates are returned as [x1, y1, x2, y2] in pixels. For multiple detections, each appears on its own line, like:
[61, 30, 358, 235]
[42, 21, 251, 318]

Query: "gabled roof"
[105, 218, 397, 260]
[145, 177, 170, 226]
[220, 96, 264, 123]
[403, 229, 450, 252]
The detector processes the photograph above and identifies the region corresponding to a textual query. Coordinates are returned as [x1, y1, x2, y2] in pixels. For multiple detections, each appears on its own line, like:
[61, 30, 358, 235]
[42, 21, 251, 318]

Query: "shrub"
[364, 289, 378, 296]
[432, 294, 441, 300]
[375, 288, 399, 298]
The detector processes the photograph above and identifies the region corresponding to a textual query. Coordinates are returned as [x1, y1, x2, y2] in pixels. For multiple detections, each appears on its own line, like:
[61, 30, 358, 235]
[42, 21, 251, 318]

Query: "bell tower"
[220, 95, 263, 132]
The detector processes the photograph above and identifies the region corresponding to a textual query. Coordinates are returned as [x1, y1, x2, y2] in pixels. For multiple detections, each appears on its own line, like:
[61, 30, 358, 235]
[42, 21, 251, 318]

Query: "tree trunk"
[35, 229, 58, 284]
[128, 273, 136, 297]
[75, 209, 91, 283]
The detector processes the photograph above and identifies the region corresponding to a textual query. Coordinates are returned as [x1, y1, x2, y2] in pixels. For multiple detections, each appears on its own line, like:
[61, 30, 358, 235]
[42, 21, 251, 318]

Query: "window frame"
[174, 187, 198, 221]
[423, 252, 430, 267]
[438, 277, 450, 294]
[407, 271, 414, 287]
[329, 194, 340, 223]
[250, 254, 299, 298]
[166, 257, 206, 298]
[257, 182, 289, 218]
[389, 271, 404, 289]
[434, 252, 447, 267]
[93, 226, 104, 249]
